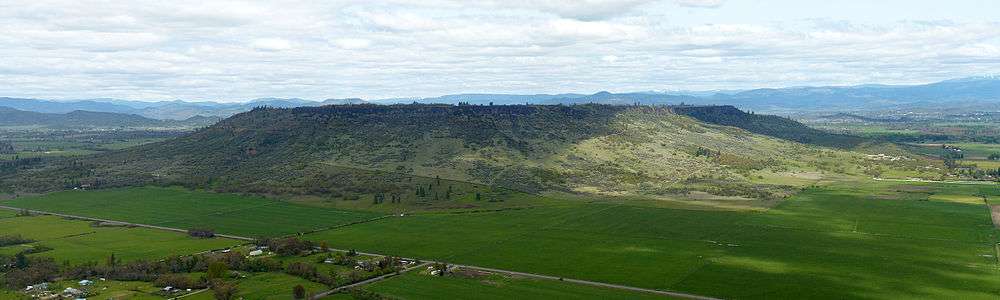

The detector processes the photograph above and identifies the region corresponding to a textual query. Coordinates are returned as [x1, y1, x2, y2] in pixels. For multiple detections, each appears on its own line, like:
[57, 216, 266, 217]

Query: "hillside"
[672, 105, 866, 148]
[0, 106, 215, 128]
[4, 104, 925, 209]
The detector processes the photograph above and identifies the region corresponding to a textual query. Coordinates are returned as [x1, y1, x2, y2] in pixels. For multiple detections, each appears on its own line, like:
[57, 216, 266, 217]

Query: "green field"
[304, 181, 1000, 299]
[0, 215, 240, 264]
[359, 272, 672, 300]
[2, 187, 381, 237]
[3, 182, 998, 299]
[182, 273, 328, 300]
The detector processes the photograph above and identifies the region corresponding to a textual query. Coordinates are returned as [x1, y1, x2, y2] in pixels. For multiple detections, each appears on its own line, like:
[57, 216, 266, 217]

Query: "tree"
[14, 252, 28, 269]
[207, 261, 228, 279]
[989, 153, 1000, 161]
[475, 192, 482, 201]
[293, 284, 306, 299]
[106, 253, 118, 267]
[212, 280, 238, 300]
[188, 228, 215, 238]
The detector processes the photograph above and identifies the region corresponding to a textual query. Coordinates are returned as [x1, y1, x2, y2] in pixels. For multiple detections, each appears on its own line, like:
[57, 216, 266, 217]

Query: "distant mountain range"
[0, 97, 366, 120]
[3, 76, 998, 119]
[0, 106, 217, 128]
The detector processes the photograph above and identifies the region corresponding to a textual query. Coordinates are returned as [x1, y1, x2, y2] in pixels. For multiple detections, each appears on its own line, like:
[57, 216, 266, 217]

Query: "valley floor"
[1, 179, 998, 299]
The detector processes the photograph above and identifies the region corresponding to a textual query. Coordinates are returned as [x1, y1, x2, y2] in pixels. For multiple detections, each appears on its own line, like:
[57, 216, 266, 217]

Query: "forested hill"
[672, 105, 866, 148]
[5, 104, 878, 205]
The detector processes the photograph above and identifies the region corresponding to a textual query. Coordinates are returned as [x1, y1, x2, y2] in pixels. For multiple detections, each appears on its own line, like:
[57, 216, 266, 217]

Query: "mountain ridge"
[4, 104, 884, 209]
[4, 76, 997, 119]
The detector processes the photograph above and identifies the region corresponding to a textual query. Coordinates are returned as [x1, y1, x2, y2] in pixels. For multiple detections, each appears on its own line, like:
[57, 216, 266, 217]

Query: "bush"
[188, 229, 215, 238]
[3, 257, 59, 289]
[0, 235, 34, 247]
[293, 284, 306, 299]
[154, 273, 205, 290]
[286, 262, 319, 280]
[211, 280, 238, 300]
[245, 257, 283, 272]
[207, 262, 228, 280]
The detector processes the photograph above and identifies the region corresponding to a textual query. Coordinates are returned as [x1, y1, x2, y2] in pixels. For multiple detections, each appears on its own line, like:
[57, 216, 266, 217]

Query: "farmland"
[2, 180, 998, 299]
[0, 215, 240, 264]
[305, 181, 1000, 299]
[3, 187, 381, 238]
[360, 271, 671, 300]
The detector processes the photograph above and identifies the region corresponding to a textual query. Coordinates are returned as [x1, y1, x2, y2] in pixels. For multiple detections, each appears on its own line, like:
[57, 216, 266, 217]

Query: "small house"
[79, 279, 94, 286]
[248, 250, 264, 256]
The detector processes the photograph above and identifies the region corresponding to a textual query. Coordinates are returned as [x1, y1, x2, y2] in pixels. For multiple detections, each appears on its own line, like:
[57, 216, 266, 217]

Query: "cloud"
[675, 0, 725, 8]
[332, 38, 372, 50]
[513, 0, 659, 20]
[250, 38, 292, 51]
[0, 1, 997, 101]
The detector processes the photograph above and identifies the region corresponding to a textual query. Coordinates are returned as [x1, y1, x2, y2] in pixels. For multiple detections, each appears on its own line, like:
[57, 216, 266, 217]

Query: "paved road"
[0, 205, 720, 300]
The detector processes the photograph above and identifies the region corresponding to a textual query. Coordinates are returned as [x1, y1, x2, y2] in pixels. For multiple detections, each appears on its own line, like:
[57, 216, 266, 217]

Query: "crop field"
[358, 272, 671, 300]
[305, 181, 1000, 299]
[2, 182, 997, 299]
[0, 215, 239, 264]
[2, 187, 381, 237]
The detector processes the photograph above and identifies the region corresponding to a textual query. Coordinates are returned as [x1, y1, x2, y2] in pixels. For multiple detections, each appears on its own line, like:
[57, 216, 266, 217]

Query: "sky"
[0, 0, 998, 102]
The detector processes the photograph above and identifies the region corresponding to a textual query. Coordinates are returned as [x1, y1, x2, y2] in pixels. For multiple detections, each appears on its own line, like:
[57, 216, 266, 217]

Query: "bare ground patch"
[893, 185, 931, 193]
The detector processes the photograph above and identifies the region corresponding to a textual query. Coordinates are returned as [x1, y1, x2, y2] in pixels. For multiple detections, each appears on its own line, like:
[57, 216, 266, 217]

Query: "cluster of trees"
[952, 166, 1000, 181]
[1, 255, 59, 289]
[989, 153, 1000, 160]
[0, 235, 34, 247]
[672, 105, 866, 149]
[255, 237, 317, 256]
[187, 228, 215, 238]
[413, 179, 454, 202]
[372, 192, 401, 204]
[1, 248, 271, 298]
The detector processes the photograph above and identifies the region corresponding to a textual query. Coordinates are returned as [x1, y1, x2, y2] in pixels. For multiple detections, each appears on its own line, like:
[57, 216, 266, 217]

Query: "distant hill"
[6, 104, 878, 205]
[710, 77, 1000, 112]
[4, 76, 998, 119]
[0, 97, 139, 114]
[373, 77, 1000, 113]
[0, 106, 216, 128]
[0, 97, 369, 120]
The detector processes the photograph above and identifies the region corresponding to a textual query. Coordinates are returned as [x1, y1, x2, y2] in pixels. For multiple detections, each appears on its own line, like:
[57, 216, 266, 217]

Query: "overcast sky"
[1, 0, 998, 102]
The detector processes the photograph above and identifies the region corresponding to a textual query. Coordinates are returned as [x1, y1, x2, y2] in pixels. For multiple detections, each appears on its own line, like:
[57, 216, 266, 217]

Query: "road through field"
[0, 205, 719, 300]
[0, 205, 253, 241]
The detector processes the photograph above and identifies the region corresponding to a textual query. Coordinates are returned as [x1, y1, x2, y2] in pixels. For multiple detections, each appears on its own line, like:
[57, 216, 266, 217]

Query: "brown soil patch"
[894, 185, 930, 192]
[453, 268, 492, 279]
[875, 194, 901, 200]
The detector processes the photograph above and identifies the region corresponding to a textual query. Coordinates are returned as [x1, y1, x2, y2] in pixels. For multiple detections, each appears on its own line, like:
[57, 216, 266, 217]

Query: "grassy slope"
[6, 105, 926, 210]
[0, 215, 239, 264]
